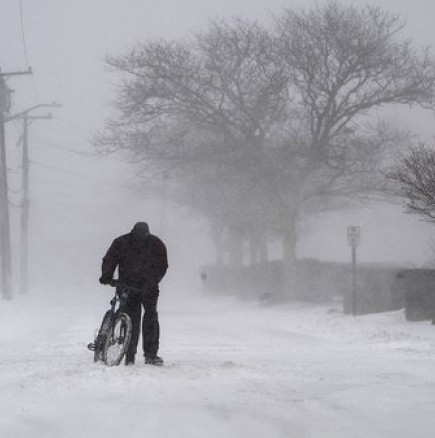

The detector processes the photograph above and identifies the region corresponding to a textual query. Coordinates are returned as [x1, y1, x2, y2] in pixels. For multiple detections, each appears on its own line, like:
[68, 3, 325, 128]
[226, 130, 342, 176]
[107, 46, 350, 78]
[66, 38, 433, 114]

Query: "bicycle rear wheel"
[103, 312, 132, 366]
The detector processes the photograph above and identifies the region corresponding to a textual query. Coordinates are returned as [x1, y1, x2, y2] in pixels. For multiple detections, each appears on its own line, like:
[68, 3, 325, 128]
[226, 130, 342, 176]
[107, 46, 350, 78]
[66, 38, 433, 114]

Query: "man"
[99, 222, 168, 366]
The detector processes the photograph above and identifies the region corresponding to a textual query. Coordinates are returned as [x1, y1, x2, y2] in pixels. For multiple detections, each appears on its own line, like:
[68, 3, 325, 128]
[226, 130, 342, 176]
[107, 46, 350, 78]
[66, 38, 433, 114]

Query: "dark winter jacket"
[101, 230, 168, 290]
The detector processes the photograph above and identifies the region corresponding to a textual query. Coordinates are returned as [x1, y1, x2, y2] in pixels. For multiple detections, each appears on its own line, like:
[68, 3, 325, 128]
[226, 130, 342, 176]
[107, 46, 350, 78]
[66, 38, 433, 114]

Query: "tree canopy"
[97, 2, 435, 267]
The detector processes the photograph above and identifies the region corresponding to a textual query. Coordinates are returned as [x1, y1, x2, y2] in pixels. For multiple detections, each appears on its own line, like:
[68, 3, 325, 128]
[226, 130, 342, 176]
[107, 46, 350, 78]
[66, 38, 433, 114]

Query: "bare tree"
[274, 1, 435, 267]
[386, 144, 435, 221]
[98, 3, 435, 279]
[98, 18, 289, 266]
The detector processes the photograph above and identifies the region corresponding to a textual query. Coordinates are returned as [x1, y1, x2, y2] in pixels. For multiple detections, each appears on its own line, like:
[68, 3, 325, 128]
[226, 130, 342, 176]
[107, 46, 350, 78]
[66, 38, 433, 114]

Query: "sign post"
[347, 226, 361, 316]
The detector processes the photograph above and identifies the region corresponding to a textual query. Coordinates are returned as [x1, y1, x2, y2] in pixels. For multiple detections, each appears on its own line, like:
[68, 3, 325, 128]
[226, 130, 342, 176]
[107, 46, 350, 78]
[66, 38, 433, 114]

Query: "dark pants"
[124, 286, 160, 359]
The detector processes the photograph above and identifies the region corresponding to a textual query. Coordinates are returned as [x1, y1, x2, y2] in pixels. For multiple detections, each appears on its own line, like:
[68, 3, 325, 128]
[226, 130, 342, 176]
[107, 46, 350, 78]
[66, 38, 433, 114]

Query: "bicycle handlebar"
[108, 279, 141, 294]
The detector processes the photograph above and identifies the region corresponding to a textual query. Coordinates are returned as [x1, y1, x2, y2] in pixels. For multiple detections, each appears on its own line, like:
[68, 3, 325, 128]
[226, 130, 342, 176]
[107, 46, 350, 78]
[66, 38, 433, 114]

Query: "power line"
[30, 159, 124, 183]
[27, 138, 93, 157]
[18, 0, 30, 66]
[18, 0, 39, 99]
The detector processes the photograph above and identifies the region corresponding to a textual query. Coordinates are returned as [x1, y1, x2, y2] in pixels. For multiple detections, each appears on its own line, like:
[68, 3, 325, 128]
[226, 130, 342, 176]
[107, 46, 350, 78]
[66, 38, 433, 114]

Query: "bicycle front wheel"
[94, 311, 112, 363]
[103, 313, 132, 366]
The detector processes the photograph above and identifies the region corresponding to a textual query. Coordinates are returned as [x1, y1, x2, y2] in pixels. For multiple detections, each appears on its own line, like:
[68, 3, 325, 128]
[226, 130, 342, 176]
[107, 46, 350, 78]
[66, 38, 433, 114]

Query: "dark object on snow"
[395, 269, 435, 322]
[99, 222, 168, 361]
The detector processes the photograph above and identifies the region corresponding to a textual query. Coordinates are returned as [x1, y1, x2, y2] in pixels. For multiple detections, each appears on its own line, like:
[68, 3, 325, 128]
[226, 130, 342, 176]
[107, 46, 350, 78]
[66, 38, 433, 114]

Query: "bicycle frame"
[108, 280, 140, 310]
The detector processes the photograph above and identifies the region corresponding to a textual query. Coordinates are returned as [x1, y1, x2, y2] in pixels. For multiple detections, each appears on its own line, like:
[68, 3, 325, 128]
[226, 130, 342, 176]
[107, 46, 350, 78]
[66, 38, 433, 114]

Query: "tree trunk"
[282, 225, 297, 268]
[281, 211, 298, 297]
[259, 235, 268, 263]
[228, 225, 244, 268]
[210, 222, 225, 267]
[248, 228, 268, 265]
[248, 232, 258, 265]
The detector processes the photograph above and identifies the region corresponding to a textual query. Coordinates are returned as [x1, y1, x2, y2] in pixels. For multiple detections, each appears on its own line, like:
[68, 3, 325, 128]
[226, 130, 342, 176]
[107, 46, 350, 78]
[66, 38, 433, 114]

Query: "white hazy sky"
[1, 0, 435, 292]
[2, 0, 435, 146]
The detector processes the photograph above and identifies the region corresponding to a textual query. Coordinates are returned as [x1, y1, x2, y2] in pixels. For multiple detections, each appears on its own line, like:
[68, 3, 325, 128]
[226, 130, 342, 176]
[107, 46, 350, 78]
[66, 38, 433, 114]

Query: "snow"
[1, 285, 435, 438]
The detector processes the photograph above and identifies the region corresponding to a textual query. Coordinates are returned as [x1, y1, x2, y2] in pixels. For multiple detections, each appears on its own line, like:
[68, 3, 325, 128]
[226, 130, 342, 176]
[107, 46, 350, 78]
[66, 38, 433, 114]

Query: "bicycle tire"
[94, 311, 112, 363]
[103, 312, 132, 366]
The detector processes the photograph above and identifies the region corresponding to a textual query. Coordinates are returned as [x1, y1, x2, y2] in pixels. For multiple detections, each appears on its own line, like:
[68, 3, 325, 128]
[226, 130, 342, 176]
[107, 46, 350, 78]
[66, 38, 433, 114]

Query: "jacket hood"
[130, 222, 150, 240]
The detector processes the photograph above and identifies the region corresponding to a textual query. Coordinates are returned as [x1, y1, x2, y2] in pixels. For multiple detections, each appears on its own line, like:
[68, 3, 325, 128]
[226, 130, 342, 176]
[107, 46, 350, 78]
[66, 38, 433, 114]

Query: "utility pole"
[0, 67, 32, 299]
[20, 112, 50, 294]
[7, 102, 61, 294]
[0, 78, 12, 299]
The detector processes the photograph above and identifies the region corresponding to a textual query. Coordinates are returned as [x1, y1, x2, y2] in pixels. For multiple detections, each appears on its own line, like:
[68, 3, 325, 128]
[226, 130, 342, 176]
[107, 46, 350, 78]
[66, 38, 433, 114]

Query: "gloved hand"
[120, 292, 129, 301]
[99, 276, 112, 285]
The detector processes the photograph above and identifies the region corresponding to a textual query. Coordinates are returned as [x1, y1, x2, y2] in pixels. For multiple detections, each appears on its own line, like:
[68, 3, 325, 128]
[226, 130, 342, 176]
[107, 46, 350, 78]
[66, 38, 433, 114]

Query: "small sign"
[347, 226, 361, 247]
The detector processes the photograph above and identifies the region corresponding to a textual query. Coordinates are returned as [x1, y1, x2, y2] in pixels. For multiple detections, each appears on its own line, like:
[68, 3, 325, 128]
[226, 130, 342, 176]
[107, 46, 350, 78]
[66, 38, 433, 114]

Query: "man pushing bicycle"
[99, 222, 168, 366]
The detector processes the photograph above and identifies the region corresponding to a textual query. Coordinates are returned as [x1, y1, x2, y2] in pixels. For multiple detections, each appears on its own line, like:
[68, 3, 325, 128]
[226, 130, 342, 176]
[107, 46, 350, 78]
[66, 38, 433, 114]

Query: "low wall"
[394, 269, 435, 322]
[200, 260, 408, 315]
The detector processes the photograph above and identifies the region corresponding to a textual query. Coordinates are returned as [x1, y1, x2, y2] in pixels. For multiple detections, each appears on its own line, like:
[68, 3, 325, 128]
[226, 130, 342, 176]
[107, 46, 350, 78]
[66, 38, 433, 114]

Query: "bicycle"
[87, 280, 139, 366]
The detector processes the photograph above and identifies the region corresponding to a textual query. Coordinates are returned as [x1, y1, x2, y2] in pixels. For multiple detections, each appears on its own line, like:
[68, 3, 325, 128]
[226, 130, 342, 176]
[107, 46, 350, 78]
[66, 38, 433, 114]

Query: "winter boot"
[145, 355, 164, 366]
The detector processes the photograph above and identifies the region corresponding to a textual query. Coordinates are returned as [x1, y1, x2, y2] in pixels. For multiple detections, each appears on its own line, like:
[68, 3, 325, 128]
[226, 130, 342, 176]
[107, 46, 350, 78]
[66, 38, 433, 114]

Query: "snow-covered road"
[1, 286, 435, 438]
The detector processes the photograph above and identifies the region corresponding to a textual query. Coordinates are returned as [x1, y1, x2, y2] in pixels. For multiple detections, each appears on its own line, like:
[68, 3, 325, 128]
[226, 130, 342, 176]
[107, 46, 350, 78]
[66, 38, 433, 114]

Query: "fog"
[1, 1, 435, 436]
[0, 0, 434, 295]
